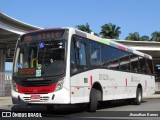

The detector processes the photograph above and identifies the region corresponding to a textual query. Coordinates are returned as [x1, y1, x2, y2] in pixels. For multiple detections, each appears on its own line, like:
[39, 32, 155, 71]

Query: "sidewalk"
[143, 92, 160, 99]
[0, 96, 12, 106]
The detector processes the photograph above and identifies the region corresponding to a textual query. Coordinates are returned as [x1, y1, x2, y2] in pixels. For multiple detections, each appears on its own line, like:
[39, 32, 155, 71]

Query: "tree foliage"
[125, 32, 150, 41]
[76, 23, 92, 33]
[151, 31, 160, 42]
[100, 23, 121, 39]
[76, 23, 160, 42]
[125, 32, 140, 41]
[140, 35, 150, 41]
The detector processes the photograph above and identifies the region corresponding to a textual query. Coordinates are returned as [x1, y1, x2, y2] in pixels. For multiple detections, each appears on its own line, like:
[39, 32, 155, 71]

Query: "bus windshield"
[13, 40, 66, 77]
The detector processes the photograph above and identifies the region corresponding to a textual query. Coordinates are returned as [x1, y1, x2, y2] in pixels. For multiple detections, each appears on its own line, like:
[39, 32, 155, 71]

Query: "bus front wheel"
[133, 88, 142, 105]
[88, 88, 98, 112]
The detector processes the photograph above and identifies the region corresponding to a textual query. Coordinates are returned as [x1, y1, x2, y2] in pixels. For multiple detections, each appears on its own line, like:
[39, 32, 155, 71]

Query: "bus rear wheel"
[133, 88, 142, 105]
[88, 88, 98, 112]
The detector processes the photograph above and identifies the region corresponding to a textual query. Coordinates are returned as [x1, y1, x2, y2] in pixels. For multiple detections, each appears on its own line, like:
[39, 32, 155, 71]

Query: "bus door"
[70, 35, 90, 103]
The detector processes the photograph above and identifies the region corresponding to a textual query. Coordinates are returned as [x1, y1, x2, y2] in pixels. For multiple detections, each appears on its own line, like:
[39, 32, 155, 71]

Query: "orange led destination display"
[18, 68, 36, 75]
[22, 30, 65, 41]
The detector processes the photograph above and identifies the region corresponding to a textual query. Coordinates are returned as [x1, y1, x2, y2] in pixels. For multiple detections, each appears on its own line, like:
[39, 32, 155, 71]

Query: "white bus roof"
[64, 27, 152, 60]
[25, 27, 152, 60]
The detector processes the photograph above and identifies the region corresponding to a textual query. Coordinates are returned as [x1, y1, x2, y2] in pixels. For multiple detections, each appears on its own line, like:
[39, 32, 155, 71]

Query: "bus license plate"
[31, 95, 40, 101]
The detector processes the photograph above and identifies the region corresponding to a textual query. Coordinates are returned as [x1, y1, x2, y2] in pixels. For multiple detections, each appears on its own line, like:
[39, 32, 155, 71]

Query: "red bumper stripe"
[126, 79, 128, 87]
[90, 76, 93, 86]
[17, 83, 57, 94]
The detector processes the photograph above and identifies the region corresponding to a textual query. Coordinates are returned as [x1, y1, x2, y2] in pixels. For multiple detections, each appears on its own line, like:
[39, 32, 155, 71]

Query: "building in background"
[0, 12, 41, 96]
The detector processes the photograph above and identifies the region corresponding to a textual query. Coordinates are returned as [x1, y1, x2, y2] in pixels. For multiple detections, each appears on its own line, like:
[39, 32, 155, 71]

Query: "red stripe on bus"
[90, 76, 93, 86]
[145, 80, 147, 88]
[118, 45, 126, 51]
[126, 79, 128, 87]
[17, 83, 57, 94]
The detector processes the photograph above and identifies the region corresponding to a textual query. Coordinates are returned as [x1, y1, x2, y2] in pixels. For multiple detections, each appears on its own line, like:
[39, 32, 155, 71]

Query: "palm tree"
[140, 35, 150, 41]
[100, 23, 121, 39]
[76, 23, 92, 33]
[125, 32, 140, 41]
[126, 32, 150, 41]
[151, 31, 160, 42]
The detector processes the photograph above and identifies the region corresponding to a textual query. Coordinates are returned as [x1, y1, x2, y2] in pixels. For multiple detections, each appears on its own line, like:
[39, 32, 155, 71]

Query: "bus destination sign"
[22, 30, 65, 41]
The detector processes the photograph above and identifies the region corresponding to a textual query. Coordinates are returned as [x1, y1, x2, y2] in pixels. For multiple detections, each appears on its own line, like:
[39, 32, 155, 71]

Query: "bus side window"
[74, 40, 87, 66]
[90, 42, 101, 66]
[70, 36, 87, 74]
[139, 57, 147, 74]
[130, 54, 139, 73]
[146, 59, 153, 75]
[101, 45, 107, 67]
[70, 40, 76, 65]
[79, 43, 87, 65]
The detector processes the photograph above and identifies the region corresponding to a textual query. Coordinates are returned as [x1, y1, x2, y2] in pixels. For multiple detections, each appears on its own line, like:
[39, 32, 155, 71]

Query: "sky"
[1, 0, 160, 70]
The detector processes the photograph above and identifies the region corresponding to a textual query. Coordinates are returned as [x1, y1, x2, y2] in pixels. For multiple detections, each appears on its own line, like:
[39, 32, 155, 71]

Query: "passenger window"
[70, 36, 87, 74]
[130, 54, 139, 73]
[146, 59, 153, 75]
[70, 39, 76, 64]
[90, 42, 101, 66]
[139, 57, 147, 74]
[71, 39, 87, 66]
[101, 46, 107, 67]
[119, 51, 130, 71]
[106, 47, 119, 70]
[79, 43, 87, 65]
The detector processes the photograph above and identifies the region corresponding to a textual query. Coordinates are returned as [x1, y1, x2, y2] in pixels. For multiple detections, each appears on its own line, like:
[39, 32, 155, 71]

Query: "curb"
[143, 94, 160, 99]
[0, 96, 11, 100]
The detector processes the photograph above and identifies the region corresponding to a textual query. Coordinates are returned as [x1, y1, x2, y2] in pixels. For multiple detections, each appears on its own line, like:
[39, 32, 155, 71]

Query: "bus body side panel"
[70, 69, 155, 104]
[70, 69, 114, 104]
[70, 71, 92, 104]
[142, 75, 155, 97]
[104, 70, 139, 100]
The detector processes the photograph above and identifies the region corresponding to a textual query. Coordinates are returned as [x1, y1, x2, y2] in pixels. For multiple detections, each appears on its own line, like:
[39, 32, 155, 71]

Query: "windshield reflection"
[13, 40, 66, 77]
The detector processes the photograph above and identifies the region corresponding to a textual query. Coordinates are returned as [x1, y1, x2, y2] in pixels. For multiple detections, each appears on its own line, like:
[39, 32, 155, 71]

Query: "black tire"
[88, 88, 98, 112]
[133, 88, 142, 105]
[46, 105, 54, 111]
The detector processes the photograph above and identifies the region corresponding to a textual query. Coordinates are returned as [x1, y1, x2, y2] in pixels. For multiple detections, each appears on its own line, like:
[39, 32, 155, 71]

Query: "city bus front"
[12, 29, 70, 105]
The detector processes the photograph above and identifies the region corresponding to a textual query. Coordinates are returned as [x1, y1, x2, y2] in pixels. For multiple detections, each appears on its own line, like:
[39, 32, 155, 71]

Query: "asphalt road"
[0, 97, 160, 119]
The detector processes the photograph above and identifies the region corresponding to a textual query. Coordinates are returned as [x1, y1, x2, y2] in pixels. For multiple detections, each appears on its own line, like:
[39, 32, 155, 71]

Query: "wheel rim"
[138, 92, 142, 102]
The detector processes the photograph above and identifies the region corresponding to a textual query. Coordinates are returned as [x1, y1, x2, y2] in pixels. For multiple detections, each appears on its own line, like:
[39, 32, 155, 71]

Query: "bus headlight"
[55, 80, 64, 91]
[12, 80, 18, 92]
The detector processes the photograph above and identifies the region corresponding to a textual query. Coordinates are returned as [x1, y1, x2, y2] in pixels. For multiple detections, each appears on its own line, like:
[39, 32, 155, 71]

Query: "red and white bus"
[12, 28, 155, 112]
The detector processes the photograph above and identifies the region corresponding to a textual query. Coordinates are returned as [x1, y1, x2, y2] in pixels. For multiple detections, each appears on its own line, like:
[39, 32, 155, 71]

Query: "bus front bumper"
[12, 88, 70, 105]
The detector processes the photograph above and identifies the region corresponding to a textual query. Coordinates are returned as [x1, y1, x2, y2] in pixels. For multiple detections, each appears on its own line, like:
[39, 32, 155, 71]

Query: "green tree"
[100, 23, 121, 39]
[125, 32, 140, 41]
[76, 23, 92, 33]
[140, 35, 150, 41]
[125, 32, 150, 41]
[151, 31, 160, 42]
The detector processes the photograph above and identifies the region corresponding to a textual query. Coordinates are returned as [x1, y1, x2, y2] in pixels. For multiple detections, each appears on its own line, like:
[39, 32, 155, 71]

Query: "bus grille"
[17, 82, 57, 94]
[23, 96, 49, 102]
[19, 80, 54, 87]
